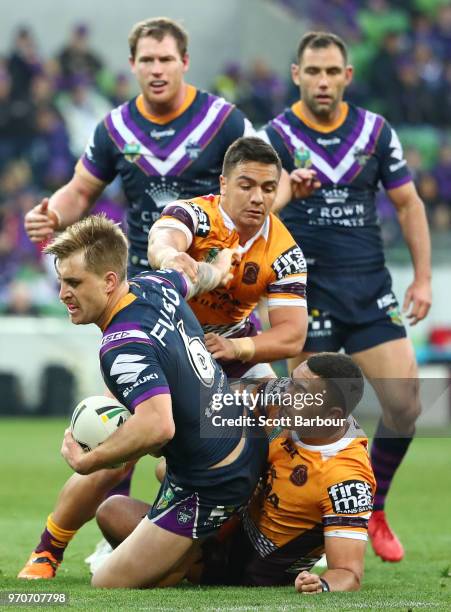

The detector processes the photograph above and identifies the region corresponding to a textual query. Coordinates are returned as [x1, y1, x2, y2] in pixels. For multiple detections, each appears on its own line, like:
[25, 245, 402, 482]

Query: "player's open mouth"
[150, 80, 167, 91]
[66, 304, 79, 314]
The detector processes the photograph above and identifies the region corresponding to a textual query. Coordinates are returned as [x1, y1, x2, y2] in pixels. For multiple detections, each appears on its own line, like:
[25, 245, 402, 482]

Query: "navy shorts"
[148, 435, 268, 539]
[304, 267, 406, 354]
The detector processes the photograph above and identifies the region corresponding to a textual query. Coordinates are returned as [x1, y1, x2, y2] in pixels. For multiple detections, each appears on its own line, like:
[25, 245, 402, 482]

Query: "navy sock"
[371, 419, 413, 511]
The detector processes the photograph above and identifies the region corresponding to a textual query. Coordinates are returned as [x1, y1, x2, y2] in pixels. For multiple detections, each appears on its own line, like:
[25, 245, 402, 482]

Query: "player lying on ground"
[18, 137, 310, 579]
[260, 30, 431, 562]
[96, 352, 376, 593]
[21, 215, 268, 588]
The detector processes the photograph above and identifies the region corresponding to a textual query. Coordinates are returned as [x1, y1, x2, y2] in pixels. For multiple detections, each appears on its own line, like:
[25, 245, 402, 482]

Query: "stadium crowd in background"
[0, 2, 451, 316]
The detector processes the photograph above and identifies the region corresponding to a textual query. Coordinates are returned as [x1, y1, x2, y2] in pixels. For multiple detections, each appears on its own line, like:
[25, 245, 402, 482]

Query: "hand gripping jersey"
[98, 269, 244, 488]
[79, 86, 253, 268]
[154, 194, 307, 334]
[238, 418, 376, 586]
[261, 101, 412, 272]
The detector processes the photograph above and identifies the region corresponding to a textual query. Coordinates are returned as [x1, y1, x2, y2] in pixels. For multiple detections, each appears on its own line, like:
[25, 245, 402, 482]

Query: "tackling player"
[96, 353, 376, 593]
[148, 136, 309, 378]
[40, 215, 267, 588]
[260, 32, 431, 562]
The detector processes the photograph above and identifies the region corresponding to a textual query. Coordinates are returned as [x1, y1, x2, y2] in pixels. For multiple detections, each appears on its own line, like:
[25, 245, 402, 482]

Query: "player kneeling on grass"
[25, 215, 267, 589]
[96, 352, 376, 593]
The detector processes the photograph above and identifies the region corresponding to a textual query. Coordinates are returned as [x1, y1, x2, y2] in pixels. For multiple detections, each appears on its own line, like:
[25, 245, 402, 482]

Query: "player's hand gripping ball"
[70, 395, 131, 454]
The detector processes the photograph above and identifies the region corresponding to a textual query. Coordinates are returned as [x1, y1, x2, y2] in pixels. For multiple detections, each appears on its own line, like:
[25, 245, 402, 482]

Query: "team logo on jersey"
[386, 305, 403, 327]
[190, 203, 211, 237]
[323, 187, 349, 205]
[177, 505, 195, 525]
[242, 262, 260, 285]
[185, 139, 202, 160]
[122, 142, 142, 162]
[328, 480, 373, 514]
[353, 147, 371, 166]
[290, 464, 308, 486]
[294, 146, 312, 169]
[272, 246, 306, 280]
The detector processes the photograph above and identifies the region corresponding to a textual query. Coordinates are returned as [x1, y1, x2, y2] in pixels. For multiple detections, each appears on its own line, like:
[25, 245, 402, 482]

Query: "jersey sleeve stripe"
[100, 338, 155, 358]
[267, 282, 306, 297]
[267, 297, 306, 308]
[130, 386, 170, 409]
[323, 516, 369, 529]
[384, 174, 412, 190]
[324, 530, 368, 541]
[80, 154, 110, 182]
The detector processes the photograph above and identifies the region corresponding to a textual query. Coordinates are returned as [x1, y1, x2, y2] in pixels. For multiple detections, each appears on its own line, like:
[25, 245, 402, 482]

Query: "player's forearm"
[319, 568, 362, 592]
[48, 183, 97, 229]
[234, 320, 305, 364]
[147, 228, 189, 268]
[397, 196, 431, 282]
[75, 414, 173, 474]
[184, 262, 226, 298]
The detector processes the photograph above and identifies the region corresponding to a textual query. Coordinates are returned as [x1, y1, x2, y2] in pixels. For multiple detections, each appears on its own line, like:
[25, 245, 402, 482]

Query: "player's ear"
[328, 405, 346, 422]
[182, 53, 190, 72]
[104, 271, 119, 294]
[291, 63, 300, 86]
[345, 64, 353, 86]
[219, 174, 227, 197]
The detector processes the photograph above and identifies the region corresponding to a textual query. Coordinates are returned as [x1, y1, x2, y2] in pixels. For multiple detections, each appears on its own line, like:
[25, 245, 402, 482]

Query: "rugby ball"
[70, 395, 131, 452]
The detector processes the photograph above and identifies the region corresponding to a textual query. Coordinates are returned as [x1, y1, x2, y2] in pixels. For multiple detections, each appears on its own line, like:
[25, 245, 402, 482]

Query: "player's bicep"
[386, 181, 420, 212]
[134, 394, 175, 444]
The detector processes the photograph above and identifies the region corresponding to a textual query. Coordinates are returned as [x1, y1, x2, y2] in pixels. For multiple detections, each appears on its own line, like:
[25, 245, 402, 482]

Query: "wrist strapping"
[158, 246, 180, 268]
[230, 337, 256, 362]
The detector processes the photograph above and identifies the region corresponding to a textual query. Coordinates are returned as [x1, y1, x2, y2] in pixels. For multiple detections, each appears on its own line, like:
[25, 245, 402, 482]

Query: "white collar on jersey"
[219, 204, 271, 254]
[291, 416, 364, 458]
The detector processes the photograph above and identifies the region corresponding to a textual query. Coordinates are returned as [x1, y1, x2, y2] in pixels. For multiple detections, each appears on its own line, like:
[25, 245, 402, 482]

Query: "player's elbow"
[152, 418, 175, 448]
[281, 327, 306, 358]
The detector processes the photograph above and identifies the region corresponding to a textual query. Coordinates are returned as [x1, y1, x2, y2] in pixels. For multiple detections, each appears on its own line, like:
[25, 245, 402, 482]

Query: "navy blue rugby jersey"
[262, 102, 412, 272]
[80, 86, 253, 268]
[99, 269, 242, 481]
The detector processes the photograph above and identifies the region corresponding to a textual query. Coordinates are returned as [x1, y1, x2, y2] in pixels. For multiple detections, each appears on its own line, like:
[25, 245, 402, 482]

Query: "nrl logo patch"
[294, 146, 312, 169]
[386, 305, 403, 326]
[123, 142, 141, 162]
[185, 139, 202, 159]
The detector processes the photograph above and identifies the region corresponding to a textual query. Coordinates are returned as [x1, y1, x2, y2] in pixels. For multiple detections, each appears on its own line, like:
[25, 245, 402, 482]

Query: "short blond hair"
[128, 17, 188, 60]
[44, 215, 128, 281]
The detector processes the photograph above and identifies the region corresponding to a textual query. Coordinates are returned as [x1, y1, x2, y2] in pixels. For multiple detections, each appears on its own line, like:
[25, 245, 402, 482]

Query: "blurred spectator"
[8, 27, 41, 100]
[109, 72, 132, 107]
[3, 280, 40, 316]
[368, 32, 404, 118]
[247, 58, 286, 124]
[395, 60, 436, 124]
[212, 62, 249, 106]
[58, 23, 103, 87]
[433, 143, 451, 204]
[28, 105, 74, 190]
[56, 76, 111, 158]
[435, 5, 451, 62]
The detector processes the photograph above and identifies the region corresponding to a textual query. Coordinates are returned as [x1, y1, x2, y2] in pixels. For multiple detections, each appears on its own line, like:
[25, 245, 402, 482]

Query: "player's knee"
[96, 495, 126, 544]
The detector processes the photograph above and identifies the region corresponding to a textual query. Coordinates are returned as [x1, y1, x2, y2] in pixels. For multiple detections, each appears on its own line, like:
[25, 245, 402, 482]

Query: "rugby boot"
[368, 510, 404, 562]
[17, 551, 60, 579]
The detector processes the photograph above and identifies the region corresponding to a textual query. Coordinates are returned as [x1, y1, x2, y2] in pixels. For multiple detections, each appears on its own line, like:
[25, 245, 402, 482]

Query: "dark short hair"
[128, 17, 188, 60]
[222, 137, 282, 177]
[297, 31, 348, 64]
[306, 353, 364, 415]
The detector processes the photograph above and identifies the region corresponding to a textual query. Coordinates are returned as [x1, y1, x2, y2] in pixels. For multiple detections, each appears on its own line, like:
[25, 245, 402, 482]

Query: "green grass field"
[0, 418, 450, 611]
